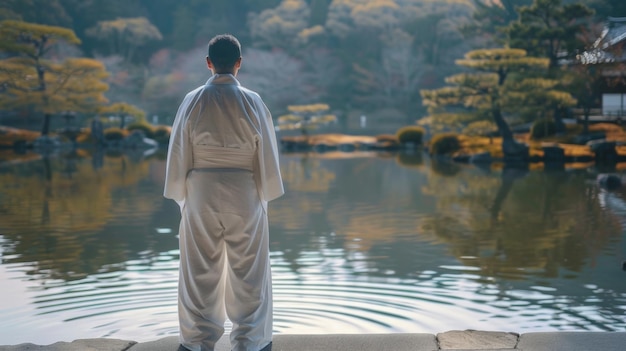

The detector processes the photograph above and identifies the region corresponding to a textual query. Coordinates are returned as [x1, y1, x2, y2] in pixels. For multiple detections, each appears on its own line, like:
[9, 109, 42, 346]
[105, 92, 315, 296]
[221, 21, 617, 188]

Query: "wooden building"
[578, 17, 626, 118]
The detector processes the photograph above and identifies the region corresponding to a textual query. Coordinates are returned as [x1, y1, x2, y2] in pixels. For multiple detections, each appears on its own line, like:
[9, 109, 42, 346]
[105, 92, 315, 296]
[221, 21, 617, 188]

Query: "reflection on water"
[0, 150, 625, 345]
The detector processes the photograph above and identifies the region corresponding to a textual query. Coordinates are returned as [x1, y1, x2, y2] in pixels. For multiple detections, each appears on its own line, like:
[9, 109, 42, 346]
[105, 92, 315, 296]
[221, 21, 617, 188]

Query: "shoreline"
[2, 330, 626, 351]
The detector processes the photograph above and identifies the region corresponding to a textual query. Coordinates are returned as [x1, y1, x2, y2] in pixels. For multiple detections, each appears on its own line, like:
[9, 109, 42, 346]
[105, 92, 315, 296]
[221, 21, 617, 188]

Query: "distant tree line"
[0, 0, 625, 135]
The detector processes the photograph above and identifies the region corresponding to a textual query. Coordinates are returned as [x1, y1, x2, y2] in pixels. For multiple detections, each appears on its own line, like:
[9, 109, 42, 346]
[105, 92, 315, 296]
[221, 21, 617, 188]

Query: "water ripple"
[0, 243, 624, 345]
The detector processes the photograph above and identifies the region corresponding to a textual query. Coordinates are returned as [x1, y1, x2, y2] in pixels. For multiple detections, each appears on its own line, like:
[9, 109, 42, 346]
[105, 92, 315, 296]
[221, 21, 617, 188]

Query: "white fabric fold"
[193, 145, 254, 171]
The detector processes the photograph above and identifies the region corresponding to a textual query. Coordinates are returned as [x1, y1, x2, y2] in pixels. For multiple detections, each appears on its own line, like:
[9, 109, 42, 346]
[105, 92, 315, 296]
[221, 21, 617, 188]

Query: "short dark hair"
[208, 34, 241, 73]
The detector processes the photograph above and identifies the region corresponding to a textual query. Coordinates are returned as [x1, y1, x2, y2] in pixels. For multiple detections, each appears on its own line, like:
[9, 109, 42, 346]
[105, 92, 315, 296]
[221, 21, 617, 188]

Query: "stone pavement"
[2, 330, 626, 351]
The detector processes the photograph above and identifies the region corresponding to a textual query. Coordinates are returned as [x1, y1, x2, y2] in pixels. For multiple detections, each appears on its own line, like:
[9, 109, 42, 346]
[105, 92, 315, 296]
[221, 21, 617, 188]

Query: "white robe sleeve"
[164, 93, 194, 210]
[254, 101, 284, 204]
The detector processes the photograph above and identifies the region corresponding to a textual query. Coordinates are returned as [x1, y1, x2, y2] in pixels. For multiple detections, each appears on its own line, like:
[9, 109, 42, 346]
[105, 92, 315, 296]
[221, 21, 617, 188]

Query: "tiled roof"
[596, 17, 626, 49]
[579, 17, 626, 64]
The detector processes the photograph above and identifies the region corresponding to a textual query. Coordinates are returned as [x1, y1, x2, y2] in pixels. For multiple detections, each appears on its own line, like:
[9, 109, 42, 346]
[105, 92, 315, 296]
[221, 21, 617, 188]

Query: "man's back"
[184, 74, 259, 153]
[164, 73, 282, 206]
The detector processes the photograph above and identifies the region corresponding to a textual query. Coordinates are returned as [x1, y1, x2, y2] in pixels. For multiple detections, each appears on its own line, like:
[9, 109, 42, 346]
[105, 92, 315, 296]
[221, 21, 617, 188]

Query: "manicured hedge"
[396, 126, 425, 145]
[530, 118, 557, 139]
[429, 133, 461, 155]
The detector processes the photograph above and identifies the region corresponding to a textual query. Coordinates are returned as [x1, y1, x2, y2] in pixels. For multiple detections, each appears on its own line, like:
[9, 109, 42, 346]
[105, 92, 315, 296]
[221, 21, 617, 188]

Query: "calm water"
[0, 149, 625, 345]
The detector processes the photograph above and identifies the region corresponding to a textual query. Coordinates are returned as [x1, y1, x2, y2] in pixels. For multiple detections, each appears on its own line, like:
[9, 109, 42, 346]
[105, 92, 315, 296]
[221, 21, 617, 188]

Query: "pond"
[0, 149, 625, 345]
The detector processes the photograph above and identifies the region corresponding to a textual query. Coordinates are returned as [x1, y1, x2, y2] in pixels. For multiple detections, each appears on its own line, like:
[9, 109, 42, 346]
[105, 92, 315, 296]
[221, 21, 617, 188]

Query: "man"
[164, 34, 284, 351]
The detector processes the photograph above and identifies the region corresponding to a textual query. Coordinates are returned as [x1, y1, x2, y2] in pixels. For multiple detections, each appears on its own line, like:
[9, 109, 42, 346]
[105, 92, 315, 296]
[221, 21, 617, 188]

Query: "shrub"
[104, 127, 127, 141]
[127, 122, 154, 138]
[565, 123, 583, 135]
[530, 118, 557, 139]
[429, 133, 461, 155]
[396, 126, 425, 145]
[153, 126, 171, 144]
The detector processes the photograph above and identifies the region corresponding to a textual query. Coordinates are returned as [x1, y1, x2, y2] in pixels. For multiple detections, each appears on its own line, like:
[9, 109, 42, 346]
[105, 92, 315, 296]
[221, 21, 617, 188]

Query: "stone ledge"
[0, 338, 136, 351]
[3, 331, 626, 351]
[272, 333, 437, 351]
[437, 330, 519, 350]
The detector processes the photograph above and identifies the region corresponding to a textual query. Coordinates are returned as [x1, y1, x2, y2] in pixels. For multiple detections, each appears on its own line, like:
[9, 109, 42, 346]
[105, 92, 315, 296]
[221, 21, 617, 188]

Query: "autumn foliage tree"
[86, 17, 163, 63]
[249, 0, 316, 50]
[0, 20, 109, 135]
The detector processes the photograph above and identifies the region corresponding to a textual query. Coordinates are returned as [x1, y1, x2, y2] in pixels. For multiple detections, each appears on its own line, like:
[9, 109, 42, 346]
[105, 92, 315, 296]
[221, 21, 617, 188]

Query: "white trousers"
[178, 169, 272, 351]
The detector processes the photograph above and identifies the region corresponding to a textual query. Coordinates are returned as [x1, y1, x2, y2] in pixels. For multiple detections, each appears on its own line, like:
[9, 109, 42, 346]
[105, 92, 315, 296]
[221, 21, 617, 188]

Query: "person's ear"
[206, 56, 214, 70]
[232, 57, 242, 75]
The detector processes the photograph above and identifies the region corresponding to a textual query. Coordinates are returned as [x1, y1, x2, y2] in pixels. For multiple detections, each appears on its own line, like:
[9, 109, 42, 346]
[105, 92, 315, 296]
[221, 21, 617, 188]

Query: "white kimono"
[164, 74, 284, 351]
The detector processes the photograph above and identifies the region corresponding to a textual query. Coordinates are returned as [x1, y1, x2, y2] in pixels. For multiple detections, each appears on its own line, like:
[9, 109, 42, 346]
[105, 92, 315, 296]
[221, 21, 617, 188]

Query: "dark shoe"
[178, 345, 191, 351]
[259, 342, 272, 351]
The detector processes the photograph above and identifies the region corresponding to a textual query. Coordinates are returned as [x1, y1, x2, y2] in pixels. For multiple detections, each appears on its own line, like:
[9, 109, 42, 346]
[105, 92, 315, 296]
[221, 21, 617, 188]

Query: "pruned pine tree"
[421, 48, 575, 157]
[277, 103, 336, 136]
[98, 102, 145, 129]
[506, 0, 594, 69]
[0, 20, 109, 135]
[505, 0, 593, 133]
